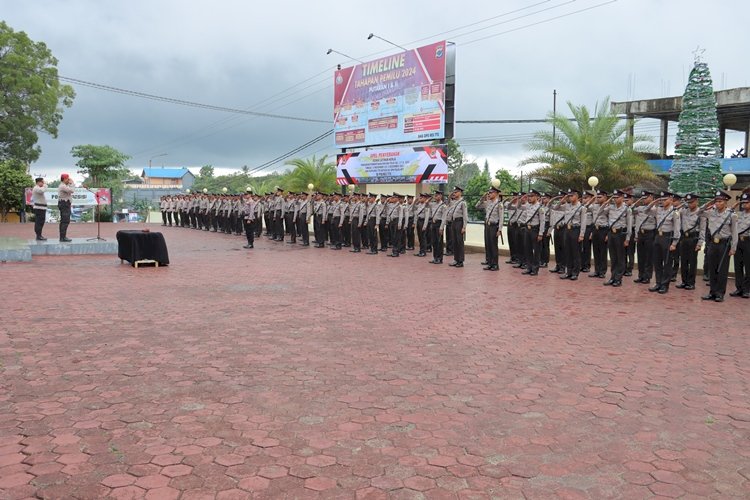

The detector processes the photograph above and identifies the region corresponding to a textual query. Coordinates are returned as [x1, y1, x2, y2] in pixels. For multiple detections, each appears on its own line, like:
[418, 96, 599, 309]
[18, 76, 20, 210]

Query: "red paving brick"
[1, 222, 749, 498]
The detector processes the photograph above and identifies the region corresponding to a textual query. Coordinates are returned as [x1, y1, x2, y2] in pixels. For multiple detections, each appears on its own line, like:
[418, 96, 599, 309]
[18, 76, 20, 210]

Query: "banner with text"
[25, 188, 112, 207]
[333, 41, 447, 148]
[336, 146, 448, 185]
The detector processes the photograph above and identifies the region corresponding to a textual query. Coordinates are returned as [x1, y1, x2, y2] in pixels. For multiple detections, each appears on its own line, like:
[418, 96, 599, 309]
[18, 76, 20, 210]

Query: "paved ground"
[1, 222, 748, 499]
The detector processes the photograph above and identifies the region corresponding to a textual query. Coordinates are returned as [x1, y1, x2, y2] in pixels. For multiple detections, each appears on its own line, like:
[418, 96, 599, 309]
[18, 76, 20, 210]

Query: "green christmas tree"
[668, 56, 722, 197]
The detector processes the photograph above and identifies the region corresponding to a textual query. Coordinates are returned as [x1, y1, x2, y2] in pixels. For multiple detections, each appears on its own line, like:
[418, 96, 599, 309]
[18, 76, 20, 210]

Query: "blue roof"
[142, 167, 191, 179]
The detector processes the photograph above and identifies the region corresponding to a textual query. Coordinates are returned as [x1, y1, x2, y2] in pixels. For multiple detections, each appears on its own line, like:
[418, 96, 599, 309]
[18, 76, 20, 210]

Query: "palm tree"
[519, 98, 656, 192]
[282, 155, 337, 193]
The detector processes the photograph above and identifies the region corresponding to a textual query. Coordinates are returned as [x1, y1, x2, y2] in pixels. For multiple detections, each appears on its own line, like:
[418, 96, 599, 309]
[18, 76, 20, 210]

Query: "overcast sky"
[3, 0, 749, 182]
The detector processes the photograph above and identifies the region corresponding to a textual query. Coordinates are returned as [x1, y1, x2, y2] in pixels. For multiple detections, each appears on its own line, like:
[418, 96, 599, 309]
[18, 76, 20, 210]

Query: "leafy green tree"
[72, 145, 130, 218]
[281, 155, 336, 193]
[450, 162, 480, 190]
[199, 165, 214, 178]
[465, 172, 491, 220]
[519, 98, 655, 191]
[494, 168, 520, 193]
[0, 159, 33, 221]
[0, 21, 75, 164]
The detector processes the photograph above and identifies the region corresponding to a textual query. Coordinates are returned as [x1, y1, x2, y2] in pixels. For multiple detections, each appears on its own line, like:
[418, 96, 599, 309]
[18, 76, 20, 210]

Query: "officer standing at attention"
[242, 193, 256, 249]
[645, 191, 681, 294]
[32, 177, 48, 241]
[559, 188, 586, 280]
[57, 173, 74, 242]
[414, 193, 431, 257]
[518, 190, 545, 275]
[730, 192, 750, 298]
[676, 193, 703, 290]
[589, 189, 610, 279]
[700, 190, 737, 302]
[631, 191, 656, 284]
[599, 189, 632, 287]
[476, 186, 503, 271]
[446, 186, 468, 268]
[429, 191, 447, 264]
[548, 191, 567, 275]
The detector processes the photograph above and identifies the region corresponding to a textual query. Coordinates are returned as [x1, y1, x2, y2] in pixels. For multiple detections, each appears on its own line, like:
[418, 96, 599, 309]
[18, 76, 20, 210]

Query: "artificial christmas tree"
[668, 55, 722, 197]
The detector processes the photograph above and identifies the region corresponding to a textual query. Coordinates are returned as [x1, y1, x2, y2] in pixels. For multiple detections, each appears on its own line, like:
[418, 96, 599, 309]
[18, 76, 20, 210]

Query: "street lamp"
[723, 173, 737, 189]
[326, 48, 364, 63]
[367, 33, 408, 52]
[149, 153, 168, 168]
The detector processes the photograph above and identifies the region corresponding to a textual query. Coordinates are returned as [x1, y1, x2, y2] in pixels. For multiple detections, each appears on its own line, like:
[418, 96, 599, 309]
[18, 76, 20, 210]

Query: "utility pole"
[552, 89, 557, 151]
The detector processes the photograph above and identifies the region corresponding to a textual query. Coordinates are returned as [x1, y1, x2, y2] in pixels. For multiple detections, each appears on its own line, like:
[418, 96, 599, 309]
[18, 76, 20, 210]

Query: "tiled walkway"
[1, 223, 747, 499]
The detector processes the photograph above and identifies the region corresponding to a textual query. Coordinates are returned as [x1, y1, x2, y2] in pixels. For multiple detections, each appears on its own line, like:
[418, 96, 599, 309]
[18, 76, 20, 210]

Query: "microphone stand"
[85, 188, 106, 241]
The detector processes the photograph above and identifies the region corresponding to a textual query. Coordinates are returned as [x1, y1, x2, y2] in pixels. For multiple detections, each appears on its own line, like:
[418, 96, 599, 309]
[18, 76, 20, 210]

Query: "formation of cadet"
[496, 186, 749, 302]
[159, 185, 750, 301]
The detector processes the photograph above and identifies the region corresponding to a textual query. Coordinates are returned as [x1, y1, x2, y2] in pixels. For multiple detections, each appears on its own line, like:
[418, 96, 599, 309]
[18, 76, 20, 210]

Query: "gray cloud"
[4, 0, 749, 181]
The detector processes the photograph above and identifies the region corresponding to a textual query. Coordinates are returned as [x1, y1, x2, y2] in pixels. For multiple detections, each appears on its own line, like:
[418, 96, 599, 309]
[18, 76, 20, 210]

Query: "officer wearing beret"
[700, 190, 738, 302]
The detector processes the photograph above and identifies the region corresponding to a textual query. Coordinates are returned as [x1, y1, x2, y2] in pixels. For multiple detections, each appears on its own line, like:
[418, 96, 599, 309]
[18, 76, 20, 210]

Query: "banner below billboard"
[333, 41, 447, 148]
[25, 187, 112, 207]
[336, 146, 448, 185]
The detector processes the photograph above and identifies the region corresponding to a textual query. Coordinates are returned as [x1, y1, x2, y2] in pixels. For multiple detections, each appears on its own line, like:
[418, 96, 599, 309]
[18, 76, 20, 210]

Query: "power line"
[57, 75, 329, 124]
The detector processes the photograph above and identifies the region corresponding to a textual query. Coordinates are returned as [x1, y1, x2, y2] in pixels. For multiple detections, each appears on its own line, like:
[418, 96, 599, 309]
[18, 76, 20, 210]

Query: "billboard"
[336, 146, 448, 185]
[334, 41, 447, 148]
[25, 187, 112, 207]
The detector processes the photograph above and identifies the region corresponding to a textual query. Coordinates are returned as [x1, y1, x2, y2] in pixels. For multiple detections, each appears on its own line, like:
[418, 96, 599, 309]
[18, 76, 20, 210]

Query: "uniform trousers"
[331, 216, 342, 248]
[406, 217, 415, 249]
[508, 223, 518, 262]
[607, 229, 626, 282]
[679, 233, 699, 287]
[707, 238, 731, 297]
[431, 223, 444, 262]
[540, 232, 551, 265]
[285, 212, 296, 242]
[553, 226, 566, 271]
[161, 210, 167, 225]
[580, 224, 593, 270]
[34, 208, 46, 237]
[313, 214, 324, 246]
[243, 219, 255, 246]
[451, 218, 465, 263]
[389, 220, 401, 256]
[564, 226, 582, 276]
[58, 200, 71, 240]
[733, 237, 750, 293]
[523, 225, 540, 272]
[636, 229, 655, 281]
[379, 219, 389, 249]
[351, 216, 361, 250]
[592, 226, 609, 275]
[653, 232, 675, 290]
[297, 214, 309, 244]
[484, 222, 499, 267]
[626, 230, 636, 273]
[367, 218, 378, 252]
[417, 219, 428, 255]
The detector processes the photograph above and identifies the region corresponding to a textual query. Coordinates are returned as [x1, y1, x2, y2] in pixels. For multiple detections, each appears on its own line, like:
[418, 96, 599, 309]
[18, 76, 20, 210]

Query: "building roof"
[141, 167, 192, 179]
[612, 87, 750, 132]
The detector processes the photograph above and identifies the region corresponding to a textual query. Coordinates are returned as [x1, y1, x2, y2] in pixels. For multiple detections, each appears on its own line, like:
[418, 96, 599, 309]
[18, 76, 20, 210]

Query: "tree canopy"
[519, 98, 656, 192]
[281, 155, 336, 193]
[0, 21, 75, 164]
[0, 159, 32, 221]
